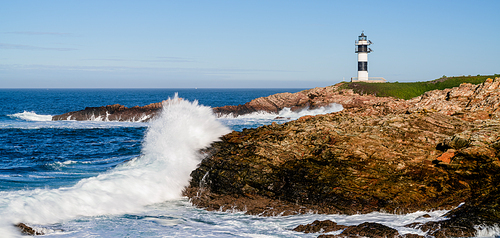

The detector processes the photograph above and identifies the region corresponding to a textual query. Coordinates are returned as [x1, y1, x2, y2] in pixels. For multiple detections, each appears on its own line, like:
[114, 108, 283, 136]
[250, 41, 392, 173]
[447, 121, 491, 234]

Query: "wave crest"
[8, 111, 52, 122]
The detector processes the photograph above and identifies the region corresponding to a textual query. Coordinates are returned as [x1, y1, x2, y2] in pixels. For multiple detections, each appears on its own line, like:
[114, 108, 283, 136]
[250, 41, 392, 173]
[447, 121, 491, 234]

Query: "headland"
[184, 76, 500, 237]
[49, 75, 500, 237]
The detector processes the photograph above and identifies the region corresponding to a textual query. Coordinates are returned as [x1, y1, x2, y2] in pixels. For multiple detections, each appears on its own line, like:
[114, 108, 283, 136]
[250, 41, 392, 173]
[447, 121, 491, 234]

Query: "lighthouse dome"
[358, 32, 367, 41]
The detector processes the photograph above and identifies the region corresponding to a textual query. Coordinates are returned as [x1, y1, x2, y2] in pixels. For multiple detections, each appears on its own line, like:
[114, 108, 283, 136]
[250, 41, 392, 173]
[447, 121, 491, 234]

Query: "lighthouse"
[355, 32, 372, 81]
[351, 32, 385, 83]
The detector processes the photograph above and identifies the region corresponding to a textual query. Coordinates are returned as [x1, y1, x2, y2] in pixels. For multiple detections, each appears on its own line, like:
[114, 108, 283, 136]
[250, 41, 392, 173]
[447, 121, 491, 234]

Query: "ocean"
[0, 89, 455, 237]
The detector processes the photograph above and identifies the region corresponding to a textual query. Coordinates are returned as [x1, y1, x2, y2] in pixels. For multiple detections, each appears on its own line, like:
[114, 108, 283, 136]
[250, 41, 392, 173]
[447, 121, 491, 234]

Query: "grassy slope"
[338, 75, 499, 100]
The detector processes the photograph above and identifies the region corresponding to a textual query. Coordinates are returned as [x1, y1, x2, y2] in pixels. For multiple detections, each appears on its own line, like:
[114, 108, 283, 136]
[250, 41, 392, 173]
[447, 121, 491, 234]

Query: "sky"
[1, 0, 499, 88]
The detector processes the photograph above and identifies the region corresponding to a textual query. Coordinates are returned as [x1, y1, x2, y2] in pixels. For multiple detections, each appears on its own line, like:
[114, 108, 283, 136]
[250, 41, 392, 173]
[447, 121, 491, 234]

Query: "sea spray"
[220, 103, 344, 120]
[219, 103, 343, 130]
[0, 95, 230, 236]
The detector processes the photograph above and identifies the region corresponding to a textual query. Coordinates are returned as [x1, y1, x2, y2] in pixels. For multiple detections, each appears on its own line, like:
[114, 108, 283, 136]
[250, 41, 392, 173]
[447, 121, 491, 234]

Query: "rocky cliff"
[184, 78, 500, 237]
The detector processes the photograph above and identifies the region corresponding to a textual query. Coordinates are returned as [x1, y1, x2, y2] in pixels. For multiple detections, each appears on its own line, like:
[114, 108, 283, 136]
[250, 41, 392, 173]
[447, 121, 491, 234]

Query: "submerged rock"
[15, 223, 43, 236]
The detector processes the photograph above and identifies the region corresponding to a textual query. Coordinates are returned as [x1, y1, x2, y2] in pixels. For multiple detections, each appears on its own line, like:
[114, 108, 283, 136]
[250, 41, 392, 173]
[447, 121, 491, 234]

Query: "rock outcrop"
[295, 220, 432, 238]
[293, 220, 349, 234]
[294, 220, 412, 238]
[408, 77, 500, 121]
[311, 221, 413, 238]
[184, 112, 478, 214]
[52, 101, 165, 122]
[184, 78, 500, 237]
[212, 86, 407, 116]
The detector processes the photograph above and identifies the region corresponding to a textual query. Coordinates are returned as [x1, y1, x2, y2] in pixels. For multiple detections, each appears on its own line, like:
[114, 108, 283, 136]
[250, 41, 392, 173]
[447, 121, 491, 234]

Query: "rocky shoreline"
[184, 78, 500, 237]
[47, 78, 500, 237]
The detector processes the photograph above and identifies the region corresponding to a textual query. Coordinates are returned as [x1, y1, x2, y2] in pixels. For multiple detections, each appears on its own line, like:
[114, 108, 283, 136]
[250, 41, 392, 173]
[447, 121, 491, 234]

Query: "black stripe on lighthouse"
[358, 62, 367, 71]
[356, 45, 368, 53]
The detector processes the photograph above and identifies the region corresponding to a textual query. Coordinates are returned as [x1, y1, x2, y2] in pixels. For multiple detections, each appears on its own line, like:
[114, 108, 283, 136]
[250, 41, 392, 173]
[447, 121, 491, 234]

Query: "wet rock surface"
[321, 222, 401, 238]
[185, 111, 479, 214]
[185, 78, 500, 237]
[52, 101, 165, 122]
[15, 223, 43, 236]
[295, 220, 423, 238]
[293, 220, 348, 233]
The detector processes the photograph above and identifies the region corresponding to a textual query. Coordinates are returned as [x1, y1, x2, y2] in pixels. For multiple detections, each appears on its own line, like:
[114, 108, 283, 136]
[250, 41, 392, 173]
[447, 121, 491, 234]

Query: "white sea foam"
[476, 225, 500, 237]
[222, 103, 343, 120]
[8, 111, 53, 122]
[84, 111, 152, 122]
[218, 103, 343, 129]
[0, 120, 146, 130]
[0, 95, 230, 237]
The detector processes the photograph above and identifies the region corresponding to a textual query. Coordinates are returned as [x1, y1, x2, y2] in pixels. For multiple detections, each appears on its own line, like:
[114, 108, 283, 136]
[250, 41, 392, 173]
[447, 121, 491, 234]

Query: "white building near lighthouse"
[351, 32, 386, 83]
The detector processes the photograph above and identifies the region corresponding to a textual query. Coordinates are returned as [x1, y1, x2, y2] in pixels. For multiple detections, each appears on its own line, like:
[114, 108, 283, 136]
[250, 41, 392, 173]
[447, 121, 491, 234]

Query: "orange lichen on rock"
[436, 150, 455, 164]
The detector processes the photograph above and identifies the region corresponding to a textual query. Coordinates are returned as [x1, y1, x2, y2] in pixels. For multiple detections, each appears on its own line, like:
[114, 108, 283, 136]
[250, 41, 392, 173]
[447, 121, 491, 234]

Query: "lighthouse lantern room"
[355, 32, 372, 81]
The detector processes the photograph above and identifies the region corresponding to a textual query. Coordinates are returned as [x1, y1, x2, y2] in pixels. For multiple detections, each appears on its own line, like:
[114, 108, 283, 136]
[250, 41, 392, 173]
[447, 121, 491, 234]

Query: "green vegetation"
[339, 74, 499, 100]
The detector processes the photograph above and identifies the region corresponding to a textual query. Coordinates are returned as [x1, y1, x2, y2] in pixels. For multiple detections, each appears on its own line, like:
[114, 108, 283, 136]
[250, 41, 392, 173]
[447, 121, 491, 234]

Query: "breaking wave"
[8, 111, 52, 122]
[0, 95, 230, 236]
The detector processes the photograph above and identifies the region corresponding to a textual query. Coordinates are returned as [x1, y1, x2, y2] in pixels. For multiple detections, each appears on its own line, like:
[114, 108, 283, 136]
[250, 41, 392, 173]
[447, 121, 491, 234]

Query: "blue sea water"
[0, 89, 468, 237]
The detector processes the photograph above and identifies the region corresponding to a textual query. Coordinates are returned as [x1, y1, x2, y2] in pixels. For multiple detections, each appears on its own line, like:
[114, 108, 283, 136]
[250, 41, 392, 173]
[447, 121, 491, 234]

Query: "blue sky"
[1, 0, 499, 88]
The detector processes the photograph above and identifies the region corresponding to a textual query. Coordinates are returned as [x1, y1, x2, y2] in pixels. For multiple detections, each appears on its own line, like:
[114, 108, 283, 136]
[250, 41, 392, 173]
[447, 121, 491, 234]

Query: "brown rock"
[294, 220, 426, 238]
[407, 220, 477, 238]
[339, 222, 399, 238]
[316, 222, 400, 238]
[213, 85, 409, 117]
[408, 77, 500, 121]
[52, 100, 169, 122]
[435, 150, 455, 164]
[293, 220, 348, 233]
[186, 111, 475, 215]
[15, 223, 43, 236]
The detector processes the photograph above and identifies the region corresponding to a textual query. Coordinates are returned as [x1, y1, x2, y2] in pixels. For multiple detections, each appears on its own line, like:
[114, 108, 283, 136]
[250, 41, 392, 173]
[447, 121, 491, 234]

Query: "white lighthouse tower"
[351, 32, 386, 83]
[355, 32, 372, 81]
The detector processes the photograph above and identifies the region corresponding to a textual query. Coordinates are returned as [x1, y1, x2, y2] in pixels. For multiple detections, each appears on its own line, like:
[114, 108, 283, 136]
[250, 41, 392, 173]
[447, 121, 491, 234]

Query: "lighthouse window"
[358, 62, 368, 71]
